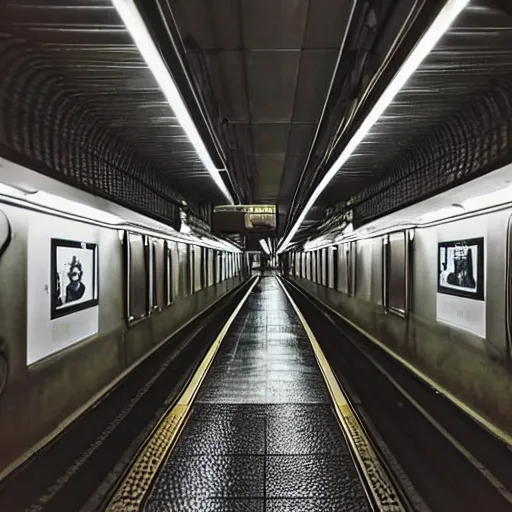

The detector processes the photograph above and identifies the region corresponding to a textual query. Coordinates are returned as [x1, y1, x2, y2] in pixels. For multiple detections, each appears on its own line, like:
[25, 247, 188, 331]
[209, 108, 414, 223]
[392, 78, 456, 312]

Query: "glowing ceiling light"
[259, 238, 270, 255]
[417, 205, 465, 224]
[111, 0, 234, 204]
[277, 0, 470, 254]
[0, 184, 124, 224]
[462, 184, 512, 211]
[0, 183, 26, 199]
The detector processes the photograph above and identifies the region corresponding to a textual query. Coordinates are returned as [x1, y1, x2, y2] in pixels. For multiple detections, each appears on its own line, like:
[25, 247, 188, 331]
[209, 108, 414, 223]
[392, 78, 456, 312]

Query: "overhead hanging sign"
[213, 205, 276, 234]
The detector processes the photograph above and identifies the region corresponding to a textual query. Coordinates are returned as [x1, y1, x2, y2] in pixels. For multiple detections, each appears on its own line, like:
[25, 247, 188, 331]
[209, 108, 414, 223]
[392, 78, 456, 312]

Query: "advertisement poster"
[51, 239, 98, 319]
[436, 237, 485, 337]
[27, 219, 100, 365]
[438, 238, 484, 300]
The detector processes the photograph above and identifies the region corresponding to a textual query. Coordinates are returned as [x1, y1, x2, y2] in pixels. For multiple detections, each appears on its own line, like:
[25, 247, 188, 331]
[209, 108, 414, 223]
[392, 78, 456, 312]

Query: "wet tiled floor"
[144, 277, 370, 511]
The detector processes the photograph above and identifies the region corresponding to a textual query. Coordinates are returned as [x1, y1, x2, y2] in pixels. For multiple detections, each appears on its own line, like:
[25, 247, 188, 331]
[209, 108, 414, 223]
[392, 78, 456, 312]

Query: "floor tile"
[266, 454, 365, 499]
[150, 455, 265, 500]
[265, 498, 370, 511]
[174, 407, 265, 456]
[267, 406, 348, 455]
[145, 498, 264, 511]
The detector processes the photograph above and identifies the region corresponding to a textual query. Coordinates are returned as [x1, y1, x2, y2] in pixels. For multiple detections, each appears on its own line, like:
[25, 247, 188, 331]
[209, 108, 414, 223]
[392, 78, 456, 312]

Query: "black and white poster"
[51, 238, 99, 319]
[27, 218, 101, 365]
[437, 238, 484, 301]
[436, 235, 485, 338]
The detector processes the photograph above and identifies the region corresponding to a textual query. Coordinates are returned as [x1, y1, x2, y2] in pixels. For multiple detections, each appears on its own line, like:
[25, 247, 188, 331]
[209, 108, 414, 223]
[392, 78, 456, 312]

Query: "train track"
[0, 278, 256, 512]
[283, 277, 512, 512]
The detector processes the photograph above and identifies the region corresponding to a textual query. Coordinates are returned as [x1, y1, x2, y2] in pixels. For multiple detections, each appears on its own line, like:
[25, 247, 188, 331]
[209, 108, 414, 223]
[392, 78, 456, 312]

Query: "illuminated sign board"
[213, 205, 277, 234]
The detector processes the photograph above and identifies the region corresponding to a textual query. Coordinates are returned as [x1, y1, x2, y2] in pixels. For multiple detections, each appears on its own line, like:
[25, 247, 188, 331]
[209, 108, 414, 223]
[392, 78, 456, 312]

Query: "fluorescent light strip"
[259, 238, 270, 255]
[277, 0, 470, 254]
[112, 0, 234, 204]
[0, 185, 240, 253]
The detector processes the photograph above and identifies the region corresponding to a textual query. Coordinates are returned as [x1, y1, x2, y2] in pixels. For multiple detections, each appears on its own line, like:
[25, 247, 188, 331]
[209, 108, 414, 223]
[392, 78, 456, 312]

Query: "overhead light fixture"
[277, 0, 470, 254]
[259, 238, 271, 255]
[0, 183, 26, 199]
[461, 183, 512, 211]
[111, 0, 234, 204]
[0, 183, 124, 224]
[416, 205, 465, 224]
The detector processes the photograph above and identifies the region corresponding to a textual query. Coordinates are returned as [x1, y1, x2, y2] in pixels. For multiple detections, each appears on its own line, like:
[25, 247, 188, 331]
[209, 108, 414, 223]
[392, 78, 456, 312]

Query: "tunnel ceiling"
[168, 0, 453, 232]
[1, 1, 511, 239]
[169, 0, 355, 212]
[316, 0, 512, 208]
[167, 0, 512, 244]
[287, 0, 512, 242]
[0, 0, 233, 227]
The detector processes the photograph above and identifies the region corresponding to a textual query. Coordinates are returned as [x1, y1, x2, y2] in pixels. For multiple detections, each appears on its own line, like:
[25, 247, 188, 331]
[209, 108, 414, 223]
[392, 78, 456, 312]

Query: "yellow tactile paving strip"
[276, 277, 405, 512]
[105, 277, 260, 512]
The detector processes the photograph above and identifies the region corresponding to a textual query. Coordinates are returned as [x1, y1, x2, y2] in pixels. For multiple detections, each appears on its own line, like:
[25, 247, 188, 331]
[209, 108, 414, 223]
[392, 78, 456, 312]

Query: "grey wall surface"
[290, 207, 512, 438]
[0, 203, 245, 477]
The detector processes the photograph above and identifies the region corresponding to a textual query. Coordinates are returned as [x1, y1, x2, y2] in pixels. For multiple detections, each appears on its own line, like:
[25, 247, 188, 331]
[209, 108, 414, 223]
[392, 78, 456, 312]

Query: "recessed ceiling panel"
[204, 50, 249, 122]
[279, 154, 308, 203]
[246, 50, 301, 122]
[170, 0, 241, 50]
[287, 123, 317, 155]
[304, 0, 353, 49]
[252, 123, 290, 154]
[231, 123, 254, 156]
[293, 49, 339, 122]
[242, 0, 309, 49]
[256, 154, 286, 200]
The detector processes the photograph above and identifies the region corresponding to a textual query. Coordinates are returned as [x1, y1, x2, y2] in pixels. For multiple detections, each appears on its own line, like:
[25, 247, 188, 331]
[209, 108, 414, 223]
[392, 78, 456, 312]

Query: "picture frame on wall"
[51, 238, 99, 319]
[437, 237, 484, 301]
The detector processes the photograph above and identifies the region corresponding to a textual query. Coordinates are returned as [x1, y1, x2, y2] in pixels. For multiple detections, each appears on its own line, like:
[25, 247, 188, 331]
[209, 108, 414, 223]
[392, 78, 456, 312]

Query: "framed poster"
[51, 238, 99, 319]
[437, 237, 484, 301]
[28, 218, 101, 365]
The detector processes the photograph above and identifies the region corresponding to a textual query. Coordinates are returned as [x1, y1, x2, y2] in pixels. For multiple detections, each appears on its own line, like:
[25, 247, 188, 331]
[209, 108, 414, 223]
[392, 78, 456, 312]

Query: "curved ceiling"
[0, 0, 511, 241]
[0, 0, 233, 219]
[169, 0, 449, 233]
[318, 0, 512, 207]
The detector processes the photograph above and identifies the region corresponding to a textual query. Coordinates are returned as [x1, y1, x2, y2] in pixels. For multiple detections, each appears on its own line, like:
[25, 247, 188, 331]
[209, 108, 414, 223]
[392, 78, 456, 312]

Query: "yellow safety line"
[0, 280, 252, 485]
[295, 280, 512, 449]
[105, 276, 260, 512]
[287, 278, 512, 505]
[277, 277, 405, 512]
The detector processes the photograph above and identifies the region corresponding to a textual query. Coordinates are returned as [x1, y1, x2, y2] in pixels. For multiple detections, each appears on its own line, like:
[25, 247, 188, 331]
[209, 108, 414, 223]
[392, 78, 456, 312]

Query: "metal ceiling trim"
[133, 0, 240, 203]
[136, 0, 227, 169]
[283, 0, 359, 237]
[285, 0, 440, 239]
[275, 0, 314, 230]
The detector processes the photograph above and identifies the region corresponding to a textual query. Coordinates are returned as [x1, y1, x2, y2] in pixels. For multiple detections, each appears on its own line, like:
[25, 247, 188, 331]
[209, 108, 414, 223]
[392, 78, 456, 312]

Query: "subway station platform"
[107, 276, 375, 511]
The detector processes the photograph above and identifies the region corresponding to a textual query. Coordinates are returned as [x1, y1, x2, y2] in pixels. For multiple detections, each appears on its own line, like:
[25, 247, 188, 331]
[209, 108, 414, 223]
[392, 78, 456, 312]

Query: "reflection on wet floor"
[144, 277, 369, 511]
